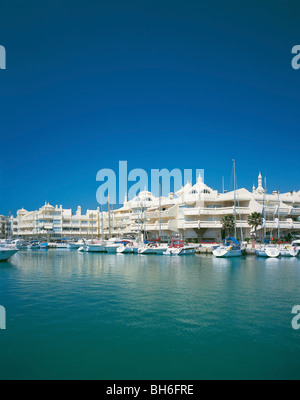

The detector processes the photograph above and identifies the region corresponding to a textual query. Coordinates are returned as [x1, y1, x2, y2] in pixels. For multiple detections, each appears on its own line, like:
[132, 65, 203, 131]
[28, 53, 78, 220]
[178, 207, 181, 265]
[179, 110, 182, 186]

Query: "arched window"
[189, 190, 198, 195]
[201, 189, 211, 194]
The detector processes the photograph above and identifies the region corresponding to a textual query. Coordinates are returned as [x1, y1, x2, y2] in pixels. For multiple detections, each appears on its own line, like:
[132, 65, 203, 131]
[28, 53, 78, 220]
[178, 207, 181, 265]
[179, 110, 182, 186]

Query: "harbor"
[1, 166, 300, 260]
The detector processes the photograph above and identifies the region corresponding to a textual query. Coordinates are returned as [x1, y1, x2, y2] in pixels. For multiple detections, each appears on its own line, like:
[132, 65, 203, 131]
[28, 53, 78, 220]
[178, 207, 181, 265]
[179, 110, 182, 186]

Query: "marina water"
[1, 250, 300, 379]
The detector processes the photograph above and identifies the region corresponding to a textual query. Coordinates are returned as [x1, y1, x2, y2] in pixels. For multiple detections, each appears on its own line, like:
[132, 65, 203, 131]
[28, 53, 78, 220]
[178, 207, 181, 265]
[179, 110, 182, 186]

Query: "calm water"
[0, 250, 300, 380]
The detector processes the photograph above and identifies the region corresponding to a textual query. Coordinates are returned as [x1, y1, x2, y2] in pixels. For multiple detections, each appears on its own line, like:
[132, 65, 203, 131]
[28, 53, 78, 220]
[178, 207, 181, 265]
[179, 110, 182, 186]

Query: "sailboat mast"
[277, 190, 280, 239]
[137, 197, 140, 244]
[233, 159, 237, 238]
[101, 210, 104, 241]
[159, 181, 162, 240]
[108, 194, 111, 239]
[261, 180, 265, 244]
[263, 176, 267, 241]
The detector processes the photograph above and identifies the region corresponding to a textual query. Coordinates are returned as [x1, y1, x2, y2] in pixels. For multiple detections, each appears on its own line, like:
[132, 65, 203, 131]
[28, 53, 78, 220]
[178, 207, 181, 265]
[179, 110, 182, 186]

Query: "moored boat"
[278, 245, 298, 257]
[78, 240, 106, 252]
[67, 240, 84, 250]
[255, 245, 280, 258]
[138, 239, 168, 255]
[0, 247, 19, 261]
[163, 239, 197, 256]
[213, 237, 245, 258]
[105, 238, 123, 253]
[117, 240, 139, 254]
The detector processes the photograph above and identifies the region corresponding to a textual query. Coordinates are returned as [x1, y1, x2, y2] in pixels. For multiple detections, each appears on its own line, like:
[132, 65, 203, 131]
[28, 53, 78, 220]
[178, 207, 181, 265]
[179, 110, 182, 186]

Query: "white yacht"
[12, 239, 28, 249]
[78, 240, 106, 252]
[213, 160, 245, 258]
[163, 239, 197, 256]
[278, 244, 299, 257]
[67, 240, 84, 250]
[105, 238, 123, 253]
[213, 237, 245, 258]
[0, 247, 19, 261]
[138, 241, 168, 255]
[255, 245, 280, 258]
[117, 240, 139, 254]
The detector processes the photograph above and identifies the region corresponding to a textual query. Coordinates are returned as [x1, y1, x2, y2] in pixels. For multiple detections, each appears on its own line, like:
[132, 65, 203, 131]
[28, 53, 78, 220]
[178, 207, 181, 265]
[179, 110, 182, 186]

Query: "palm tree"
[221, 215, 234, 237]
[248, 212, 263, 240]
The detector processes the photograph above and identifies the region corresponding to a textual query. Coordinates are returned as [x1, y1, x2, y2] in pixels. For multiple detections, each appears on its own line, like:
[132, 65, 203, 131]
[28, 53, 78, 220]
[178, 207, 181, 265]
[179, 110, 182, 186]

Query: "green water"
[0, 250, 300, 380]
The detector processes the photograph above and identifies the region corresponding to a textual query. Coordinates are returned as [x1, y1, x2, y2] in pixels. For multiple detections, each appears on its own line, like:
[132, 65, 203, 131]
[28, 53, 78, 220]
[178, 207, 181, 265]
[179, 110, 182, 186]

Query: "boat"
[67, 240, 84, 250]
[255, 245, 280, 258]
[27, 242, 40, 250]
[117, 240, 139, 254]
[278, 244, 299, 257]
[11, 239, 28, 249]
[213, 160, 244, 258]
[291, 240, 300, 256]
[138, 240, 168, 255]
[213, 237, 244, 258]
[0, 247, 19, 261]
[105, 238, 125, 253]
[56, 243, 68, 249]
[163, 239, 197, 256]
[78, 240, 106, 252]
[39, 242, 49, 249]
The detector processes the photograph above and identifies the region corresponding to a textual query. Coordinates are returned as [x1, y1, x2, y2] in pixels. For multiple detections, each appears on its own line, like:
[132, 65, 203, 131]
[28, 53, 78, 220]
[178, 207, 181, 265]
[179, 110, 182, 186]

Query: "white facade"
[0, 215, 11, 239]
[10, 173, 300, 242]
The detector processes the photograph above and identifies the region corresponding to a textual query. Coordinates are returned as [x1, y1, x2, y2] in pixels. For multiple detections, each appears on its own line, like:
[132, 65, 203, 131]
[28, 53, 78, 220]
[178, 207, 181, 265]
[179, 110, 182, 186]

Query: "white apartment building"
[11, 204, 110, 241]
[10, 173, 300, 242]
[0, 215, 12, 239]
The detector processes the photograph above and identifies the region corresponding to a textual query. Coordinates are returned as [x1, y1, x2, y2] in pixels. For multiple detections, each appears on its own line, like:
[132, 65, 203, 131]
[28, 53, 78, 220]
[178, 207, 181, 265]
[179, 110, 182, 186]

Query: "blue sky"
[0, 0, 299, 214]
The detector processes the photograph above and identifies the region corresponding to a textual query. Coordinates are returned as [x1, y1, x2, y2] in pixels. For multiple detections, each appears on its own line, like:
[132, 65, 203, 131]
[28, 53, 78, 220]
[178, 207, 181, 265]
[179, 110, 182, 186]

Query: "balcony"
[183, 206, 249, 217]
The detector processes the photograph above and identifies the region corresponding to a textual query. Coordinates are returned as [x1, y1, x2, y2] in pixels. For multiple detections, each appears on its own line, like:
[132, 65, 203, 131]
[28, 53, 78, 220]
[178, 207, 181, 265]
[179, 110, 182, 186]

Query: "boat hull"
[105, 245, 120, 253]
[67, 243, 81, 250]
[279, 247, 299, 257]
[164, 247, 196, 256]
[213, 247, 242, 258]
[0, 248, 19, 261]
[56, 244, 68, 249]
[86, 245, 106, 252]
[265, 247, 280, 258]
[117, 245, 139, 254]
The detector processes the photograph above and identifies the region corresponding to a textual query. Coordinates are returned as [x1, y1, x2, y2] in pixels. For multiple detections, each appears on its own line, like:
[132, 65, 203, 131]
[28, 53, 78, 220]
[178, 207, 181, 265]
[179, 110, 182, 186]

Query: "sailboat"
[213, 159, 245, 258]
[138, 183, 168, 254]
[255, 177, 280, 258]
